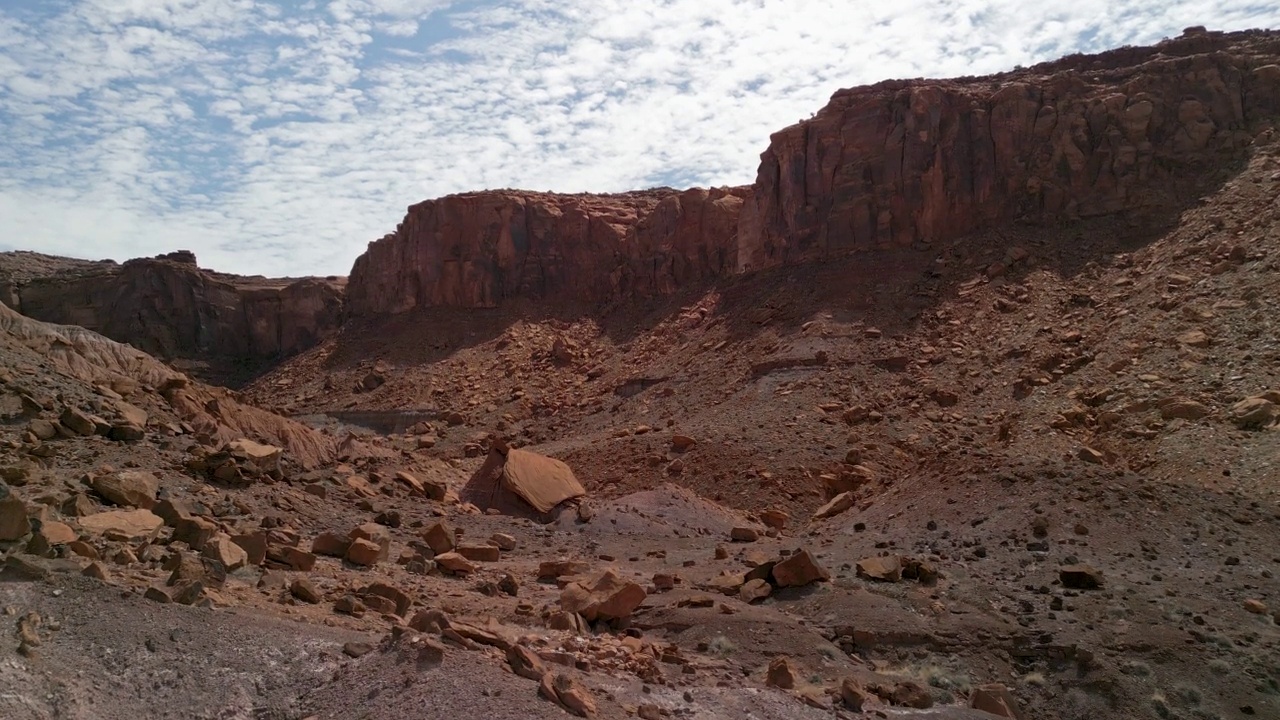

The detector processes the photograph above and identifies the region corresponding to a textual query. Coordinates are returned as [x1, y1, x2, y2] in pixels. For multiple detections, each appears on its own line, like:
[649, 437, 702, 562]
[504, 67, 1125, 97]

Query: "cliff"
[346, 186, 746, 315]
[0, 251, 345, 383]
[737, 28, 1280, 269]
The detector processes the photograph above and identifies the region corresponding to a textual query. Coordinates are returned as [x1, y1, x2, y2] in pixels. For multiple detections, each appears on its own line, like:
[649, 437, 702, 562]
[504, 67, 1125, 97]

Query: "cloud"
[0, 0, 1277, 277]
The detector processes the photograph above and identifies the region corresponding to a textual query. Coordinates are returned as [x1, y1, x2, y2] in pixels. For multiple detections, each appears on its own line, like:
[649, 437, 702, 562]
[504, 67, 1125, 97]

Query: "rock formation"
[737, 28, 1280, 269]
[346, 187, 746, 315]
[0, 251, 344, 382]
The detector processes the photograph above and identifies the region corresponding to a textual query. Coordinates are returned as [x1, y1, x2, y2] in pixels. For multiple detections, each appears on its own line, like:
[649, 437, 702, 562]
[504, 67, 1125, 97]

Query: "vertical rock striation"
[737, 29, 1280, 269]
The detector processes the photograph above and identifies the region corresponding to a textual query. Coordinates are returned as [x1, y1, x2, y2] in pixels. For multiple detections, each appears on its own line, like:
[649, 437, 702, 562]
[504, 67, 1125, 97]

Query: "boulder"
[227, 439, 283, 474]
[61, 493, 96, 518]
[434, 552, 476, 575]
[707, 572, 747, 596]
[1059, 564, 1104, 589]
[888, 680, 933, 709]
[970, 684, 1024, 719]
[28, 419, 58, 441]
[457, 544, 500, 562]
[538, 559, 590, 580]
[345, 538, 385, 567]
[82, 562, 110, 581]
[766, 656, 799, 689]
[59, 407, 97, 436]
[92, 471, 159, 509]
[363, 582, 413, 616]
[311, 531, 351, 558]
[840, 678, 875, 711]
[231, 531, 268, 566]
[265, 545, 317, 571]
[1243, 598, 1268, 614]
[421, 522, 456, 554]
[560, 570, 646, 622]
[759, 508, 789, 530]
[394, 470, 424, 494]
[202, 534, 249, 571]
[730, 526, 759, 542]
[108, 422, 146, 442]
[333, 595, 366, 617]
[78, 509, 163, 540]
[114, 400, 148, 427]
[1160, 399, 1211, 420]
[172, 516, 218, 550]
[348, 523, 391, 562]
[856, 555, 903, 582]
[771, 549, 830, 587]
[812, 492, 855, 520]
[507, 644, 546, 681]
[539, 672, 597, 718]
[152, 498, 192, 526]
[37, 520, 77, 544]
[409, 608, 450, 633]
[0, 492, 30, 541]
[1231, 396, 1278, 429]
[739, 578, 772, 603]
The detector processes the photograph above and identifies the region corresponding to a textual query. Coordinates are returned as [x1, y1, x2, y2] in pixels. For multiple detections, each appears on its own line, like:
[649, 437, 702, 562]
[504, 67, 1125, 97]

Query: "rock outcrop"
[346, 187, 745, 315]
[0, 251, 344, 382]
[737, 28, 1280, 270]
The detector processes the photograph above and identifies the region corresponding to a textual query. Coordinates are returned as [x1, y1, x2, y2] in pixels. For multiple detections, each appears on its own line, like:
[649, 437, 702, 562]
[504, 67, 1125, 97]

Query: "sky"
[1, 1, 1277, 278]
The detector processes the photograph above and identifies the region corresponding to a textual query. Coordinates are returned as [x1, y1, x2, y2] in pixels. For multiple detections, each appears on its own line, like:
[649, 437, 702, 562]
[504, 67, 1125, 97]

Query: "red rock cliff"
[737, 29, 1280, 270]
[346, 187, 746, 315]
[0, 251, 345, 381]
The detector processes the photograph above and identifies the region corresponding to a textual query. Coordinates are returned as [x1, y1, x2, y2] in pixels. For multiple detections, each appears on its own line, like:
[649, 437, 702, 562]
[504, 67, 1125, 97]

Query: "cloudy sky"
[1, 1, 1277, 277]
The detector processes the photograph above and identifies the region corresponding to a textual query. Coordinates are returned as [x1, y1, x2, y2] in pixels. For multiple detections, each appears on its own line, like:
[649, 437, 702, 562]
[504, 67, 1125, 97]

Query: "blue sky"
[1, 1, 1277, 278]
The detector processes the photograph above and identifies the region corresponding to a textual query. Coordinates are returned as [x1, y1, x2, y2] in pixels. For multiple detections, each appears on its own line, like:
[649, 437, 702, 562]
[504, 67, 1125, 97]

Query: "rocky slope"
[347, 187, 746, 315]
[738, 27, 1280, 269]
[245, 112, 1280, 720]
[0, 250, 346, 386]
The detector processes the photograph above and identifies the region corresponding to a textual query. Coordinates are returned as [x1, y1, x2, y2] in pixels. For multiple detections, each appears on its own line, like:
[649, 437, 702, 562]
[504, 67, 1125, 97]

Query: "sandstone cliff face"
[346, 187, 746, 315]
[0, 251, 344, 377]
[737, 29, 1280, 270]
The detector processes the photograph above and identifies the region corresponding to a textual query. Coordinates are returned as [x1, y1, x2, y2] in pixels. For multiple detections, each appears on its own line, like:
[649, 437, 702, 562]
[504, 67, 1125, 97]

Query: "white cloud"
[0, 0, 1278, 277]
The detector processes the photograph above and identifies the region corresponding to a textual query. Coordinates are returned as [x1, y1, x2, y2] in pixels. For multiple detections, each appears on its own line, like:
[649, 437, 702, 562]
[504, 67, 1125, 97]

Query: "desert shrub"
[706, 635, 735, 656]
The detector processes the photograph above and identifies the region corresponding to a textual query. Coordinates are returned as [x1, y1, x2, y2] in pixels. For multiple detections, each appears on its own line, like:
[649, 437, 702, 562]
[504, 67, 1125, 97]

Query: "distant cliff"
[346, 187, 746, 314]
[737, 28, 1280, 269]
[10, 29, 1280, 380]
[0, 250, 344, 384]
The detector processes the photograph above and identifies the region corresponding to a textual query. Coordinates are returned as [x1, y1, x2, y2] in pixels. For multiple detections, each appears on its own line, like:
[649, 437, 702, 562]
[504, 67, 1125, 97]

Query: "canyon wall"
[10, 30, 1280, 349]
[0, 251, 345, 377]
[737, 29, 1280, 269]
[346, 187, 746, 315]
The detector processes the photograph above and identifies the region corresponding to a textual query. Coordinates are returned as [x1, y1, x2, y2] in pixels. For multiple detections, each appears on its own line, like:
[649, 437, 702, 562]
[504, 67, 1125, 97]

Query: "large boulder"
[227, 439, 283, 474]
[92, 471, 159, 509]
[559, 569, 647, 622]
[78, 509, 164, 540]
[1231, 395, 1278, 429]
[770, 549, 830, 588]
[970, 684, 1024, 719]
[0, 487, 30, 541]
